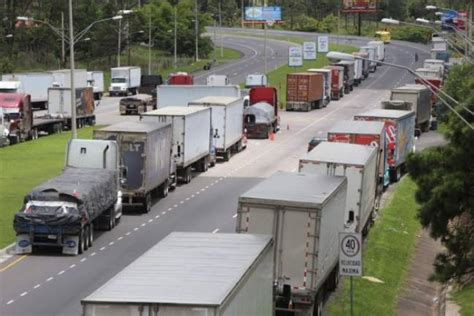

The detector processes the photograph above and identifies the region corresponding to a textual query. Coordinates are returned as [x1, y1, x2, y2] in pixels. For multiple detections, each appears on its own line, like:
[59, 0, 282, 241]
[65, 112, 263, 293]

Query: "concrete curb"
[0, 242, 15, 257]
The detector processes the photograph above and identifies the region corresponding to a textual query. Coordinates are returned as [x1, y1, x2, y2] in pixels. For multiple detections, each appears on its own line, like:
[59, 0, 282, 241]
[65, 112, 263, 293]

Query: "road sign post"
[339, 232, 362, 316]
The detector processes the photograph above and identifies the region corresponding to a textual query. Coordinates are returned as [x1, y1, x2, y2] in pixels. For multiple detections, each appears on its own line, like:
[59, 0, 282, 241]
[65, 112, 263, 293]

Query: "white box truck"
[1, 72, 54, 109]
[360, 46, 377, 72]
[86, 71, 104, 100]
[299, 142, 378, 234]
[207, 74, 230, 86]
[50, 69, 88, 89]
[81, 232, 274, 316]
[368, 40, 385, 64]
[245, 73, 268, 88]
[188, 96, 244, 161]
[157, 85, 241, 108]
[353, 58, 363, 85]
[109, 66, 141, 96]
[141, 106, 213, 184]
[237, 171, 347, 316]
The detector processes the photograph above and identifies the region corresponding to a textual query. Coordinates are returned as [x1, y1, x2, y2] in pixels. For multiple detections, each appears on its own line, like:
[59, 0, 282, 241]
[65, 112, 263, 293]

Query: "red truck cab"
[167, 72, 193, 85]
[0, 93, 32, 144]
[249, 87, 278, 117]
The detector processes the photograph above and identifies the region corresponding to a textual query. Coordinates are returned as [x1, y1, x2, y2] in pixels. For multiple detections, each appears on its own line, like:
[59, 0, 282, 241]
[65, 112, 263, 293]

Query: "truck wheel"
[313, 291, 324, 316]
[88, 224, 94, 248]
[143, 193, 152, 213]
[78, 230, 86, 254]
[223, 149, 232, 161]
[160, 180, 169, 198]
[84, 226, 89, 251]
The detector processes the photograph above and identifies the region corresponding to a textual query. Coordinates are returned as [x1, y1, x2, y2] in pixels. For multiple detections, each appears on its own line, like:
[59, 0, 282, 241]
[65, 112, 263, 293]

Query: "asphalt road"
[0, 30, 441, 316]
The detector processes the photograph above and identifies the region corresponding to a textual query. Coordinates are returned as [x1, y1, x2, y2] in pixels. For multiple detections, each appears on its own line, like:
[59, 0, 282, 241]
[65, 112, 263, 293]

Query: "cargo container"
[168, 72, 193, 85]
[207, 74, 230, 86]
[360, 46, 377, 72]
[81, 232, 274, 316]
[414, 68, 442, 100]
[423, 59, 445, 77]
[109, 66, 141, 96]
[141, 106, 213, 183]
[47, 87, 96, 129]
[328, 120, 389, 188]
[50, 69, 88, 89]
[14, 139, 122, 255]
[157, 85, 241, 108]
[119, 94, 154, 115]
[307, 68, 332, 106]
[352, 58, 363, 85]
[189, 96, 244, 161]
[354, 51, 370, 79]
[388, 84, 432, 132]
[86, 71, 104, 100]
[286, 72, 324, 111]
[245, 73, 268, 88]
[324, 65, 344, 100]
[334, 61, 355, 93]
[299, 142, 378, 234]
[354, 109, 415, 182]
[244, 102, 277, 139]
[94, 122, 173, 213]
[368, 40, 385, 63]
[1, 72, 54, 110]
[237, 171, 347, 316]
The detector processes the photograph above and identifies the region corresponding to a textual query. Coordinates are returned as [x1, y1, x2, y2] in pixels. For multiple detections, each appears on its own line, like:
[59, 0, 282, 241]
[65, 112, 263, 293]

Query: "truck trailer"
[157, 85, 241, 108]
[109, 66, 141, 96]
[237, 171, 347, 316]
[14, 139, 123, 255]
[333, 61, 355, 94]
[86, 71, 104, 100]
[354, 51, 370, 79]
[188, 96, 244, 161]
[81, 232, 274, 316]
[1, 72, 54, 110]
[299, 142, 378, 234]
[141, 106, 213, 184]
[359, 46, 377, 72]
[286, 72, 324, 111]
[244, 102, 277, 139]
[368, 40, 385, 63]
[94, 121, 173, 213]
[307, 68, 332, 106]
[324, 65, 344, 100]
[47, 87, 96, 129]
[50, 69, 88, 89]
[354, 109, 415, 182]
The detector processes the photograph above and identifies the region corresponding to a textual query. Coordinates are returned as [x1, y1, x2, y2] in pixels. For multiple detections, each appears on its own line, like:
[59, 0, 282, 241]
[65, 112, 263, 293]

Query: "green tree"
[406, 64, 474, 283]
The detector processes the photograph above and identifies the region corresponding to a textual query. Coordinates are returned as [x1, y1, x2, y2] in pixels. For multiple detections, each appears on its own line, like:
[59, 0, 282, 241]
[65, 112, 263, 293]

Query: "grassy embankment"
[0, 127, 99, 249]
[328, 177, 421, 315]
[452, 283, 474, 316]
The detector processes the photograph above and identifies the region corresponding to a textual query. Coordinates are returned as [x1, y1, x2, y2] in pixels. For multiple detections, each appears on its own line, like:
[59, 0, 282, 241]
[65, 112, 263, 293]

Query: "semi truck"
[352, 58, 364, 85]
[299, 142, 378, 234]
[167, 72, 193, 85]
[189, 96, 245, 161]
[359, 46, 377, 72]
[86, 71, 104, 100]
[109, 66, 141, 96]
[368, 40, 385, 63]
[286, 72, 324, 111]
[119, 94, 154, 115]
[387, 84, 432, 132]
[50, 69, 88, 89]
[81, 232, 274, 316]
[14, 139, 123, 255]
[94, 122, 173, 213]
[1, 72, 54, 110]
[237, 171, 347, 316]
[333, 61, 355, 94]
[141, 106, 214, 184]
[324, 65, 344, 100]
[47, 87, 96, 129]
[157, 85, 241, 108]
[354, 109, 415, 182]
[307, 68, 332, 106]
[248, 86, 279, 117]
[354, 51, 370, 79]
[328, 120, 389, 189]
[244, 102, 277, 139]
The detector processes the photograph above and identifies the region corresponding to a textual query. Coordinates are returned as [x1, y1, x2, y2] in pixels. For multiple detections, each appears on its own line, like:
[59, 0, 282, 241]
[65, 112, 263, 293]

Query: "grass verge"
[0, 127, 99, 249]
[328, 177, 421, 315]
[452, 283, 474, 316]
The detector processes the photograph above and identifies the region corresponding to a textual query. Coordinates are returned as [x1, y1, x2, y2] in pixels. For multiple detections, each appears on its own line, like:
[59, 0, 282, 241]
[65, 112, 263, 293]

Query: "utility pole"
[241, 0, 244, 28]
[195, 0, 199, 61]
[174, 4, 177, 68]
[117, 17, 122, 67]
[68, 0, 77, 139]
[148, 13, 152, 75]
[219, 0, 223, 57]
[264, 22, 267, 74]
[213, 20, 217, 62]
[61, 12, 65, 67]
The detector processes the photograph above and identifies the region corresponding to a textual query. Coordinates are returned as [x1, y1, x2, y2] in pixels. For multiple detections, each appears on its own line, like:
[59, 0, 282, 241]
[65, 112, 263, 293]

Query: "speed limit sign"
[339, 233, 362, 276]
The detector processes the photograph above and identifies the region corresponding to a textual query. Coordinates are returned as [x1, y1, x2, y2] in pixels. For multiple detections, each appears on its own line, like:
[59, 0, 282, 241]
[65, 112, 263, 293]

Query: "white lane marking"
[20, 292, 28, 297]
[179, 201, 184, 204]
[133, 227, 139, 231]
[233, 214, 238, 218]
[212, 228, 220, 234]
[196, 191, 200, 195]
[205, 186, 209, 189]
[161, 211, 167, 215]
[185, 197, 190, 201]
[69, 264, 76, 269]
[148, 219, 153, 223]
[46, 277, 53, 282]
[191, 194, 195, 198]
[90, 252, 97, 256]
[80, 258, 87, 263]
[125, 232, 131, 236]
[155, 215, 160, 219]
[117, 236, 124, 241]
[173, 204, 178, 208]
[7, 300, 14, 305]
[167, 208, 172, 211]
[33, 284, 41, 289]
[109, 241, 115, 246]
[58, 270, 65, 275]
[100, 246, 106, 251]
[201, 188, 205, 192]
[140, 223, 146, 227]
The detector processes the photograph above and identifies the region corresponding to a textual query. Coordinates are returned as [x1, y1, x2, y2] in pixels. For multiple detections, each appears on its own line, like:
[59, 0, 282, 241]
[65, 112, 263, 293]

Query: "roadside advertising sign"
[288, 46, 303, 67]
[318, 36, 329, 53]
[303, 42, 317, 60]
[342, 0, 378, 13]
[245, 6, 282, 21]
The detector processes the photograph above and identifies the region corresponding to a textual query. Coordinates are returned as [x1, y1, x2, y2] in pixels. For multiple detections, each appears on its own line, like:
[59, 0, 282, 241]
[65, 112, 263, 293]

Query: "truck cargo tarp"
[14, 168, 117, 228]
[244, 102, 275, 124]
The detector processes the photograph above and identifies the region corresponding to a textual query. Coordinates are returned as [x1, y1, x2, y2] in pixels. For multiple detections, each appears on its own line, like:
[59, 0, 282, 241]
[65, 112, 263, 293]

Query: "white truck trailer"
[157, 85, 241, 108]
[237, 171, 347, 316]
[86, 71, 104, 100]
[141, 106, 213, 184]
[1, 72, 54, 109]
[360, 46, 377, 72]
[368, 40, 385, 64]
[109, 66, 141, 96]
[188, 96, 244, 161]
[207, 74, 230, 86]
[50, 69, 88, 89]
[81, 232, 274, 316]
[299, 142, 378, 234]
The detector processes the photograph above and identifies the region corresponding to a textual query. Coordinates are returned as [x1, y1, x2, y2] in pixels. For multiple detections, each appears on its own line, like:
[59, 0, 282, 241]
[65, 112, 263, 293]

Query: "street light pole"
[61, 11, 65, 67]
[195, 0, 199, 62]
[68, 0, 77, 139]
[148, 13, 152, 75]
[174, 4, 177, 68]
[264, 22, 267, 74]
[219, 0, 223, 57]
[117, 17, 122, 67]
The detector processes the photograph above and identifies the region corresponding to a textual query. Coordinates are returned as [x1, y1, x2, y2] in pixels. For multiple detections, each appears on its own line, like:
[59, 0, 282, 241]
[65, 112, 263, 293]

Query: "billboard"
[245, 6, 282, 21]
[303, 42, 317, 60]
[288, 47, 303, 67]
[318, 36, 329, 53]
[342, 0, 377, 12]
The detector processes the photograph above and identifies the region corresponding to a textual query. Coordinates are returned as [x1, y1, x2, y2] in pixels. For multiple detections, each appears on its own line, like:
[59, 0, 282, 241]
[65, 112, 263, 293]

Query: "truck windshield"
[4, 112, 20, 121]
[111, 78, 126, 83]
[24, 201, 79, 215]
[0, 89, 17, 93]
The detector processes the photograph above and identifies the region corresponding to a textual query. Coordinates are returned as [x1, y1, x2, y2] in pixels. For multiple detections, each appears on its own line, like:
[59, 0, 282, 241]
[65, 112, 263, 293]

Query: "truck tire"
[84, 226, 89, 251]
[421, 120, 430, 133]
[313, 291, 324, 316]
[143, 193, 152, 213]
[160, 180, 169, 198]
[223, 149, 232, 161]
[78, 230, 86, 254]
[88, 224, 94, 248]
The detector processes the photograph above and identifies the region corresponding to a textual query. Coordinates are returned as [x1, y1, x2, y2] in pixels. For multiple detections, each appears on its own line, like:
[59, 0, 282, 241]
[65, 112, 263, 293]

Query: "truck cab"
[168, 72, 193, 85]
[0, 93, 32, 144]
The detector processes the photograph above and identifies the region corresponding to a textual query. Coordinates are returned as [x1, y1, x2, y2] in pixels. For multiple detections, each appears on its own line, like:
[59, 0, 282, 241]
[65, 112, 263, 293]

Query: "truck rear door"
[121, 136, 145, 191]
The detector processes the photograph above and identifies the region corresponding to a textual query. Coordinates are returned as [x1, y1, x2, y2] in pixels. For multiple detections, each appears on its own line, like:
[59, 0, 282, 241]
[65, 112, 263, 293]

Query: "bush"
[294, 15, 320, 32]
[392, 26, 432, 44]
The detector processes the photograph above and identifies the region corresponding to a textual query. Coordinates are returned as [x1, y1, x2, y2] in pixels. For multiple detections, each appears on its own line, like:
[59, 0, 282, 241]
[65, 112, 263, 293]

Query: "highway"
[0, 31, 434, 316]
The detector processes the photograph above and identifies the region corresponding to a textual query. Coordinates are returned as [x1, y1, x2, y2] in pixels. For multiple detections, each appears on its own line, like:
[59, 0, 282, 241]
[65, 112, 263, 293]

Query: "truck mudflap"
[16, 234, 32, 254]
[62, 235, 80, 255]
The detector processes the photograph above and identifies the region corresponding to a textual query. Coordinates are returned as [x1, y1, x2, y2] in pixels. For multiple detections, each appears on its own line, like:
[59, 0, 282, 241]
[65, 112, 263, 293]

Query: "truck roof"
[328, 120, 385, 135]
[307, 68, 330, 73]
[424, 59, 444, 64]
[301, 141, 376, 166]
[355, 109, 415, 119]
[0, 93, 28, 108]
[49, 69, 87, 73]
[239, 171, 346, 209]
[189, 96, 241, 105]
[98, 121, 169, 133]
[392, 84, 428, 92]
[336, 60, 355, 65]
[143, 106, 209, 116]
[81, 232, 272, 306]
[110, 66, 140, 70]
